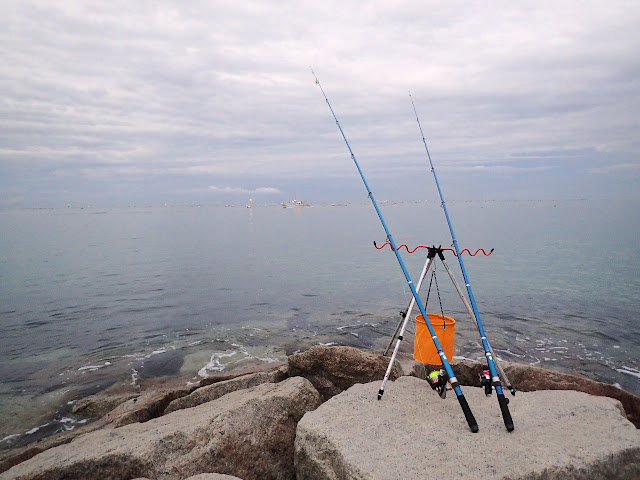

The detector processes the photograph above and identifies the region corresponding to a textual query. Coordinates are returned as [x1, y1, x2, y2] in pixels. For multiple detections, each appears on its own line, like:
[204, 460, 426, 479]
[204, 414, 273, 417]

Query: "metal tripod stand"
[378, 246, 515, 400]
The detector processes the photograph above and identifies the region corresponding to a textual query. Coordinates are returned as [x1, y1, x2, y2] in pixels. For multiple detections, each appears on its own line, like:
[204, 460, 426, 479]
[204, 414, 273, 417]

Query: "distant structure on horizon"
[282, 199, 310, 208]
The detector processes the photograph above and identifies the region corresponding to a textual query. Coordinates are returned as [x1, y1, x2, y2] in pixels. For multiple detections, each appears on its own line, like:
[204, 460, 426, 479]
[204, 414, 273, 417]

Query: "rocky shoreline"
[1, 346, 639, 479]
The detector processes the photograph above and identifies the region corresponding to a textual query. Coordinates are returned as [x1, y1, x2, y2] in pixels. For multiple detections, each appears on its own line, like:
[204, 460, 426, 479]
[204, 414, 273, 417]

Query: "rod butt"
[377, 389, 384, 400]
[457, 394, 479, 433]
[498, 393, 515, 431]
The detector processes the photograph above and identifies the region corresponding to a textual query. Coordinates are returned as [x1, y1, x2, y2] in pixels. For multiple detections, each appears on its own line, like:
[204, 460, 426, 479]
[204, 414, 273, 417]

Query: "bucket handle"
[426, 269, 447, 329]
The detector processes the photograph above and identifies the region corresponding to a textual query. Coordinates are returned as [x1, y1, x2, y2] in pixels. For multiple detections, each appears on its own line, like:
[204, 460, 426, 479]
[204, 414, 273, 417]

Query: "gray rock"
[295, 376, 640, 480]
[72, 392, 141, 418]
[185, 474, 244, 480]
[104, 386, 193, 427]
[165, 366, 288, 414]
[288, 346, 403, 401]
[198, 362, 288, 387]
[503, 362, 640, 428]
[132, 472, 245, 479]
[1, 377, 322, 480]
[0, 384, 194, 474]
[0, 417, 113, 474]
[409, 357, 640, 428]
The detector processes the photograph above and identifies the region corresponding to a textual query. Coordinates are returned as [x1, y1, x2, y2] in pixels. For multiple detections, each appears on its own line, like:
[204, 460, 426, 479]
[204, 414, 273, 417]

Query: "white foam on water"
[337, 324, 359, 331]
[493, 348, 526, 359]
[77, 365, 101, 372]
[25, 422, 50, 435]
[131, 368, 139, 386]
[198, 350, 243, 377]
[1, 433, 21, 443]
[616, 366, 640, 379]
[77, 361, 112, 372]
[257, 356, 281, 363]
[197, 343, 286, 378]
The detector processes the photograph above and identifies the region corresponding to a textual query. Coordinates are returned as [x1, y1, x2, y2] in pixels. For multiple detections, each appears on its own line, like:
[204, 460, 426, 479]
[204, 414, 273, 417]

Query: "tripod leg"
[378, 254, 436, 399]
[383, 249, 437, 356]
[383, 312, 405, 356]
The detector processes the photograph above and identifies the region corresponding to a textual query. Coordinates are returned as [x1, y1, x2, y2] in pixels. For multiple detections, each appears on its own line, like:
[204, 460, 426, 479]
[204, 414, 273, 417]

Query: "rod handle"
[498, 393, 515, 431]
[457, 395, 479, 433]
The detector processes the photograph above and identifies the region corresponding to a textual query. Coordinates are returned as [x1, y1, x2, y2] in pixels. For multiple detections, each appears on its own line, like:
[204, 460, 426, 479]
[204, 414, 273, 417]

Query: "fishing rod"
[409, 92, 514, 432]
[311, 67, 479, 433]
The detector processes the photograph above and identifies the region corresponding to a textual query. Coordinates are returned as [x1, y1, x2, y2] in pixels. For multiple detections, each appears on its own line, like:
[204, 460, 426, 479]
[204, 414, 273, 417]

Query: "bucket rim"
[415, 313, 456, 325]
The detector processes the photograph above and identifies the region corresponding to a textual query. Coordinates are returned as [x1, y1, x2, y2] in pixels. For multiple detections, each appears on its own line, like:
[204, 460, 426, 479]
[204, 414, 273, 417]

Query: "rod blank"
[409, 92, 515, 431]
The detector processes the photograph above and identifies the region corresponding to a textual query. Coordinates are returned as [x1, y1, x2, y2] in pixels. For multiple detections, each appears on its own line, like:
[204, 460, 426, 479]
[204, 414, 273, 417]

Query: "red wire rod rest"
[373, 241, 493, 256]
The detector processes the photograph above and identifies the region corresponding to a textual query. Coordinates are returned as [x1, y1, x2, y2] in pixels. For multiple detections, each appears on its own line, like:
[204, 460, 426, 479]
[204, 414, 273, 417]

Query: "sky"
[1, 1, 639, 207]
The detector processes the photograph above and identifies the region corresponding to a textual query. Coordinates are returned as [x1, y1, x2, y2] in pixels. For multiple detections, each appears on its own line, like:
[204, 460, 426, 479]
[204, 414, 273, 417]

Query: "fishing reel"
[479, 369, 492, 396]
[427, 369, 449, 399]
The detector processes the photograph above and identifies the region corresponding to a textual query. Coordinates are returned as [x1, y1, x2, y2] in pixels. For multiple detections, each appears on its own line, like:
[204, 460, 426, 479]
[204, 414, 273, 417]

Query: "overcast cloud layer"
[1, 1, 639, 207]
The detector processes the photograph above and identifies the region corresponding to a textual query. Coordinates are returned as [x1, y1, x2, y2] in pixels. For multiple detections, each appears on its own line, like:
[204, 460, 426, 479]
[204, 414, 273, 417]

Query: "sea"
[1, 198, 639, 448]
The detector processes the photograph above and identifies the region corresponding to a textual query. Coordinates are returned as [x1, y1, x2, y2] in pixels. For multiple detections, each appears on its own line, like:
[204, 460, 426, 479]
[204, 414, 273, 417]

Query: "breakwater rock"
[295, 376, 640, 480]
[1, 346, 639, 479]
[1, 377, 321, 480]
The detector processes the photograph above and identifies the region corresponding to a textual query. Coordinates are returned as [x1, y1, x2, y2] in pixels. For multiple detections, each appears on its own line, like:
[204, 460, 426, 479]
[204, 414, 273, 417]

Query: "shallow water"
[1, 199, 638, 446]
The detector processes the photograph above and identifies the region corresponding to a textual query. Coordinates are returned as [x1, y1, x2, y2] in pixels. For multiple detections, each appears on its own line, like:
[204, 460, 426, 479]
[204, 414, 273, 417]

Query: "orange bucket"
[414, 313, 456, 364]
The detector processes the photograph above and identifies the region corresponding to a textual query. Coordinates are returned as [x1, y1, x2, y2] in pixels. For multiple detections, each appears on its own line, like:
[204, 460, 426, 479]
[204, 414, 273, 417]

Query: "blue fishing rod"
[311, 68, 479, 433]
[409, 92, 514, 432]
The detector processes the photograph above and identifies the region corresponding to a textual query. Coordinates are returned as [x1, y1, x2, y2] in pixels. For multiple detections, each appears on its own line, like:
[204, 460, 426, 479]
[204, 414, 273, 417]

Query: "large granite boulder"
[165, 366, 288, 414]
[409, 357, 640, 428]
[288, 346, 403, 400]
[103, 385, 194, 427]
[503, 362, 640, 428]
[198, 362, 288, 387]
[295, 376, 640, 480]
[133, 474, 242, 480]
[0, 385, 195, 473]
[1, 377, 322, 480]
[71, 392, 141, 419]
[184, 475, 244, 480]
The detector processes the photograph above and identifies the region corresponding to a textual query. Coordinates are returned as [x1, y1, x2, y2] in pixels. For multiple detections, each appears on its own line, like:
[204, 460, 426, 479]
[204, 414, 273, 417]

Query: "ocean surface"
[1, 199, 639, 447]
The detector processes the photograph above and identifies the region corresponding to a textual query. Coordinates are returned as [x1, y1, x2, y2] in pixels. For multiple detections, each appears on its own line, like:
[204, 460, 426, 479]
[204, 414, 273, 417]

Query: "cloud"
[1, 1, 639, 206]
